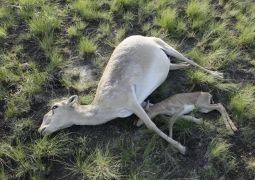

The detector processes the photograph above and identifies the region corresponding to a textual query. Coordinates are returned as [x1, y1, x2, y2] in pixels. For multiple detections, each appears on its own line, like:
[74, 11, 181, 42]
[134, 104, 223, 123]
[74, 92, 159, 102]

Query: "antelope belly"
[182, 104, 195, 114]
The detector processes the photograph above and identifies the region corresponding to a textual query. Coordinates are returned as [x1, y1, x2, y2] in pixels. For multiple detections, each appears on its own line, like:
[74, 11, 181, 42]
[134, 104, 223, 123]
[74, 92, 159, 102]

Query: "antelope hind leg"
[169, 62, 190, 70]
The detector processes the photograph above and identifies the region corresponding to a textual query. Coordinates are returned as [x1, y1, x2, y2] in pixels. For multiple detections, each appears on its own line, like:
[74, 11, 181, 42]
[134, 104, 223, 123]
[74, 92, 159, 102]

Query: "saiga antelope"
[136, 92, 237, 141]
[38, 35, 224, 155]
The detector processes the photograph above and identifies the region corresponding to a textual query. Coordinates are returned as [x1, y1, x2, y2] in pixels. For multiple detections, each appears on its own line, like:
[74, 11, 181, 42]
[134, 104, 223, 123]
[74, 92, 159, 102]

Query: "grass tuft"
[230, 85, 255, 124]
[158, 8, 176, 32]
[65, 144, 121, 180]
[246, 158, 255, 171]
[186, 0, 212, 29]
[98, 23, 110, 38]
[28, 4, 62, 36]
[78, 36, 97, 55]
[206, 137, 233, 166]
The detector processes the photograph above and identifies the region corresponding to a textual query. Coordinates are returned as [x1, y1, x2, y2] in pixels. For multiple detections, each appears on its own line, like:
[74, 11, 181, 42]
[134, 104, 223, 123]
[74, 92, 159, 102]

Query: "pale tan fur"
[38, 36, 224, 155]
[136, 92, 237, 140]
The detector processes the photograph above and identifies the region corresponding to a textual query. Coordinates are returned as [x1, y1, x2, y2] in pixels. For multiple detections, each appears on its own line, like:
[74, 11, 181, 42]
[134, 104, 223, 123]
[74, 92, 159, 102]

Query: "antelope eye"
[52, 105, 58, 110]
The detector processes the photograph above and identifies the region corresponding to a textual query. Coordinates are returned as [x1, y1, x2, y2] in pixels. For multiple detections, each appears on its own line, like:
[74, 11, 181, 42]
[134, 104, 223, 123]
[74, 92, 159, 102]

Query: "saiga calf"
[136, 92, 237, 139]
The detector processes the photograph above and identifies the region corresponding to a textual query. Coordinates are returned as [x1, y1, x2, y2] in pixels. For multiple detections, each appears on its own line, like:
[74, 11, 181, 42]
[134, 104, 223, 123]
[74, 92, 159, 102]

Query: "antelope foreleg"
[129, 87, 188, 155]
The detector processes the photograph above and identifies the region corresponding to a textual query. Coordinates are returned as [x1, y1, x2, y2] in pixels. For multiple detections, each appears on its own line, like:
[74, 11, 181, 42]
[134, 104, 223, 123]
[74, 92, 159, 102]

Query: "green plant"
[0, 165, 8, 180]
[158, 8, 176, 32]
[65, 145, 121, 180]
[238, 26, 255, 45]
[47, 48, 63, 70]
[78, 36, 97, 55]
[115, 27, 126, 46]
[0, 0, 255, 179]
[98, 23, 110, 38]
[39, 33, 54, 54]
[61, 76, 72, 88]
[188, 47, 207, 66]
[246, 158, 255, 171]
[176, 19, 187, 33]
[28, 4, 62, 36]
[188, 70, 216, 86]
[5, 93, 30, 117]
[200, 166, 219, 180]
[21, 64, 46, 94]
[230, 85, 255, 124]
[67, 25, 78, 37]
[70, 0, 112, 20]
[12, 118, 37, 142]
[0, 27, 7, 44]
[114, 0, 137, 9]
[206, 137, 232, 163]
[67, 22, 87, 37]
[123, 11, 134, 25]
[186, 0, 212, 29]
[0, 4, 14, 31]
[174, 118, 196, 142]
[241, 126, 255, 145]
[29, 132, 70, 159]
[142, 23, 151, 32]
[0, 132, 69, 179]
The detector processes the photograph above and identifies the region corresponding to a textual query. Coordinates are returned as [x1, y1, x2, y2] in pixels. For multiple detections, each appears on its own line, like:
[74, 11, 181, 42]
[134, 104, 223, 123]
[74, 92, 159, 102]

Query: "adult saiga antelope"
[38, 35, 223, 155]
[136, 92, 237, 141]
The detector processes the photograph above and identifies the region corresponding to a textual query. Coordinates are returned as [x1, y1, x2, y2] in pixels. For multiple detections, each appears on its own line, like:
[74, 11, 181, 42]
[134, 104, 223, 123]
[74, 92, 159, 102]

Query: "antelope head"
[38, 95, 78, 136]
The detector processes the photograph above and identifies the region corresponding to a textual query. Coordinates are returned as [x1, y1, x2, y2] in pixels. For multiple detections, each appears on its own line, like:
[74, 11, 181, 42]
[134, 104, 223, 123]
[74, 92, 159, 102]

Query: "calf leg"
[180, 115, 203, 124]
[198, 103, 237, 134]
[169, 109, 184, 138]
[215, 103, 237, 132]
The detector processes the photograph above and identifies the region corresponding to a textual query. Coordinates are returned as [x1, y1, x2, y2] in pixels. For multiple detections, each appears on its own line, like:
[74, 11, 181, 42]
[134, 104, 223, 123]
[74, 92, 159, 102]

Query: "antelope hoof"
[177, 146, 189, 157]
[184, 146, 190, 156]
[177, 146, 189, 156]
[232, 126, 238, 132]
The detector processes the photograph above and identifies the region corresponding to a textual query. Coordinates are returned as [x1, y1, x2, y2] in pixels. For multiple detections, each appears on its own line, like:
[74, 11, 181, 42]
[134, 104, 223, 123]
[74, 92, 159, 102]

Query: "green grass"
[246, 158, 255, 171]
[67, 22, 87, 37]
[1, 0, 255, 179]
[186, 0, 213, 29]
[28, 4, 62, 36]
[65, 138, 121, 180]
[97, 22, 110, 38]
[158, 8, 177, 33]
[78, 35, 97, 55]
[206, 137, 235, 172]
[0, 165, 8, 180]
[123, 11, 134, 25]
[70, 0, 112, 21]
[230, 85, 255, 124]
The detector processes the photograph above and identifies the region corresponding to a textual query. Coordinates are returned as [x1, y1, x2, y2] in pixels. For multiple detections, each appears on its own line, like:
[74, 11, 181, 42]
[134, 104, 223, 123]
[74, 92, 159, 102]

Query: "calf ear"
[67, 95, 78, 107]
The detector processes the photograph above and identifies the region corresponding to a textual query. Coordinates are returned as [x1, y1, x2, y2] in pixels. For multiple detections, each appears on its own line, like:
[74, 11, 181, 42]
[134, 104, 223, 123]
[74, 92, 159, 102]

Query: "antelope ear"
[145, 100, 150, 111]
[67, 95, 78, 106]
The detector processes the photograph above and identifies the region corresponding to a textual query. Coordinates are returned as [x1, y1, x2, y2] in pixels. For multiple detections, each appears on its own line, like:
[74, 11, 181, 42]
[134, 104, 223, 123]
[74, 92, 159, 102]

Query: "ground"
[1, 0, 255, 179]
